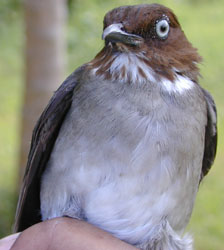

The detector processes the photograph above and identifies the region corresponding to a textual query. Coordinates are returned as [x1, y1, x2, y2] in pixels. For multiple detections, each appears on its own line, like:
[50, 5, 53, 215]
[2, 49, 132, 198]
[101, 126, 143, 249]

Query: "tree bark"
[19, 0, 67, 187]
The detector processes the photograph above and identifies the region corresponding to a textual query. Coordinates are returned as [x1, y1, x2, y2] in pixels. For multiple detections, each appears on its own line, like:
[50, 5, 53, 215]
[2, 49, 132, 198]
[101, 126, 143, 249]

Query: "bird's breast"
[40, 74, 207, 245]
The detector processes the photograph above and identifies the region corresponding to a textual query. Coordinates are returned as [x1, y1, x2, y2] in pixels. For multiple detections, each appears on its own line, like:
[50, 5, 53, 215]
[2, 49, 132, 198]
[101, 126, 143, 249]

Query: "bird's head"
[89, 4, 201, 84]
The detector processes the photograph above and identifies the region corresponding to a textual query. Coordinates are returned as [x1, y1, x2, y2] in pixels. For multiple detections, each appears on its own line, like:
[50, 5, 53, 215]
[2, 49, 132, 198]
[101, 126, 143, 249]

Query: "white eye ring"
[156, 19, 169, 39]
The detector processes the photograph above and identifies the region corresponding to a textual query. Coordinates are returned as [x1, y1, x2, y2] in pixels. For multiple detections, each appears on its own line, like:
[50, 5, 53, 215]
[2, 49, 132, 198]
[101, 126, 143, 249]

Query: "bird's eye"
[155, 19, 169, 39]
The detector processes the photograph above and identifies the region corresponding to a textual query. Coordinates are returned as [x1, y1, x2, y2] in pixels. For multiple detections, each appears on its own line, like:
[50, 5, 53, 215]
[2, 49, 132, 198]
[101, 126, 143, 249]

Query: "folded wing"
[14, 66, 85, 232]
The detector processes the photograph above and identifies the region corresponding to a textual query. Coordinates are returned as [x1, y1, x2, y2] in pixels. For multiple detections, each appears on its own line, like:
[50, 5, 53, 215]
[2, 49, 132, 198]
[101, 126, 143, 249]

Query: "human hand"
[2, 217, 138, 250]
[0, 233, 20, 250]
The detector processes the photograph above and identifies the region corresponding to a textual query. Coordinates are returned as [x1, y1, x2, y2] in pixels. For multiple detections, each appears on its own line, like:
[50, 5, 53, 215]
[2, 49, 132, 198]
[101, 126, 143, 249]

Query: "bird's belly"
[41, 150, 200, 245]
[81, 171, 196, 245]
[41, 126, 203, 245]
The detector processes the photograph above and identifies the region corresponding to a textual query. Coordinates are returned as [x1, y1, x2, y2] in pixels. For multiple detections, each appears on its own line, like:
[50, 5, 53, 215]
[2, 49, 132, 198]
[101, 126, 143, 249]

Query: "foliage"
[0, 0, 223, 249]
[0, 0, 21, 23]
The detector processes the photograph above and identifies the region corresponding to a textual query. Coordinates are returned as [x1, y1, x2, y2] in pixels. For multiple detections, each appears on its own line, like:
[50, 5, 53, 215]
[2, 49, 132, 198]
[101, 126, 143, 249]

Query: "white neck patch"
[161, 74, 194, 94]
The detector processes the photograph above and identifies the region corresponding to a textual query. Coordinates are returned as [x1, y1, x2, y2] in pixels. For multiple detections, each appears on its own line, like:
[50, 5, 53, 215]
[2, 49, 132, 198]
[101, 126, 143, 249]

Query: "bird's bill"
[102, 23, 143, 47]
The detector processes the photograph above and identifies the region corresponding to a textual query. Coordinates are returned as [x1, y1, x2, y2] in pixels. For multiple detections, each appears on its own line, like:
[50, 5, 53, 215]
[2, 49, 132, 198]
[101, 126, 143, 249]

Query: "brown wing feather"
[14, 66, 85, 232]
[200, 88, 217, 181]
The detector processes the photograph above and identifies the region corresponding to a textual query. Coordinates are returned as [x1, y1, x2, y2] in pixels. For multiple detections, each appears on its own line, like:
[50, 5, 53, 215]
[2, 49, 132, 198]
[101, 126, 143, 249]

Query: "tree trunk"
[19, 0, 67, 187]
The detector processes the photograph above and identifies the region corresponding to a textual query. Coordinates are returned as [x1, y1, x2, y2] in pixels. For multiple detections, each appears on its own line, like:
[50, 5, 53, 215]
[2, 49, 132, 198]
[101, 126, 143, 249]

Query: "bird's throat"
[89, 50, 156, 84]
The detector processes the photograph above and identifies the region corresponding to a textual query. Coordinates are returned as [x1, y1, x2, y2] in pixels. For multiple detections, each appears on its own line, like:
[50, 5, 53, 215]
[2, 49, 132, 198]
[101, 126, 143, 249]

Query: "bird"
[14, 4, 217, 250]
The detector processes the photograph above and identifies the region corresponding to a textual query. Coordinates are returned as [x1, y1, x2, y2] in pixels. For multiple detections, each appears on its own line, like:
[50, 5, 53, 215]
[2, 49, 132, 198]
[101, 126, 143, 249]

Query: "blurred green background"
[0, 0, 223, 249]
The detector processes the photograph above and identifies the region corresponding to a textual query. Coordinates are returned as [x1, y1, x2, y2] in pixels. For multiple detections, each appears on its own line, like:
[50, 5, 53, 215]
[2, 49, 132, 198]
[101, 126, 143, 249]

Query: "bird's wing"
[14, 66, 85, 232]
[200, 88, 217, 181]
